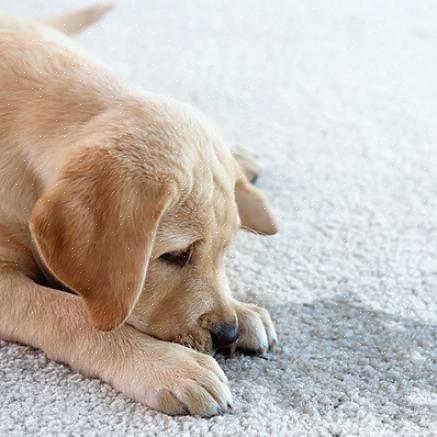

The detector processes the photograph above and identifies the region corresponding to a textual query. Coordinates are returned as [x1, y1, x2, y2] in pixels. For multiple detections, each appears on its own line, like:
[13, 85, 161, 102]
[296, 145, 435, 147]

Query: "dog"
[0, 4, 278, 416]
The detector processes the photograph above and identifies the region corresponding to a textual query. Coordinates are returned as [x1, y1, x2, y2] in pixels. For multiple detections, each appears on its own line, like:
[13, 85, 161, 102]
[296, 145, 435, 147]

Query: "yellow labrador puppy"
[0, 4, 278, 416]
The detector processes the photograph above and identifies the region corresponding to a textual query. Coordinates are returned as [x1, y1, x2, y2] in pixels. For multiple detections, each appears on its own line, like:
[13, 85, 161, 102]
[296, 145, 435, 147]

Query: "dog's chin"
[127, 318, 215, 354]
[171, 334, 240, 358]
[170, 331, 215, 355]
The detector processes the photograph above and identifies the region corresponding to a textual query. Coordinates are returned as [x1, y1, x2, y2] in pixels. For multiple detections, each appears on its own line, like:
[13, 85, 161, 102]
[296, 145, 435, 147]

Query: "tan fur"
[45, 2, 114, 35]
[0, 5, 278, 416]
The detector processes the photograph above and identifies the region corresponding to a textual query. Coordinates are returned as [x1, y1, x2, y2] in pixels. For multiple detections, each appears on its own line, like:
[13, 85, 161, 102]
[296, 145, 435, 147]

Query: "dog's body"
[0, 5, 278, 416]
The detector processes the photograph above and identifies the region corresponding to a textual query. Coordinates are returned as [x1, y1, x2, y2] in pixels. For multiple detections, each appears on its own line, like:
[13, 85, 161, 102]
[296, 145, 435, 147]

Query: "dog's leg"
[0, 271, 232, 416]
[232, 146, 261, 184]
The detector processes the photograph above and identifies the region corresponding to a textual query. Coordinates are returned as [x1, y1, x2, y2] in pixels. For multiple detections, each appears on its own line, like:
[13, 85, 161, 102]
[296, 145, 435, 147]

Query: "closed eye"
[159, 247, 193, 267]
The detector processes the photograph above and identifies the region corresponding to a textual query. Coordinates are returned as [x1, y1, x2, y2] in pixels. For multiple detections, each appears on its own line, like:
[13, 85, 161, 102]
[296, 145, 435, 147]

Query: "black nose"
[210, 322, 240, 348]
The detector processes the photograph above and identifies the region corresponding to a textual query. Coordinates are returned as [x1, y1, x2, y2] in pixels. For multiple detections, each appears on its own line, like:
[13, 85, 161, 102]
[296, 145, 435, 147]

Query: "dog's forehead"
[156, 149, 239, 248]
[165, 160, 237, 228]
[132, 96, 239, 242]
[132, 95, 238, 186]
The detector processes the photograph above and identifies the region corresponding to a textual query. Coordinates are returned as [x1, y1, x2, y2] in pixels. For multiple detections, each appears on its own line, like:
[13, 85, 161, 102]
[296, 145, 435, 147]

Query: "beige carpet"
[1, 1, 437, 435]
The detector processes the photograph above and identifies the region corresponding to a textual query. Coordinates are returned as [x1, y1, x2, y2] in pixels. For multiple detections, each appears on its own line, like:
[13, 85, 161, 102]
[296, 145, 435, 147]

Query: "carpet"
[1, 1, 436, 436]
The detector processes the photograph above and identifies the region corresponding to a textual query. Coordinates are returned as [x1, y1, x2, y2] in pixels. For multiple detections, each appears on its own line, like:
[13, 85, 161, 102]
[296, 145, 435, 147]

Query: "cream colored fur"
[0, 4, 278, 416]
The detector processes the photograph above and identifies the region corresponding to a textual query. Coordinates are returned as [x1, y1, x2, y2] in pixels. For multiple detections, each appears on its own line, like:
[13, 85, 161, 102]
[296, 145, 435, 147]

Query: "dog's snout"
[210, 322, 240, 348]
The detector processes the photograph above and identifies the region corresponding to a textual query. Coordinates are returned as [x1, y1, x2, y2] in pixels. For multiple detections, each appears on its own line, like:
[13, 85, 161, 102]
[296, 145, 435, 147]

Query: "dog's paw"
[115, 337, 232, 416]
[232, 146, 261, 184]
[232, 300, 278, 355]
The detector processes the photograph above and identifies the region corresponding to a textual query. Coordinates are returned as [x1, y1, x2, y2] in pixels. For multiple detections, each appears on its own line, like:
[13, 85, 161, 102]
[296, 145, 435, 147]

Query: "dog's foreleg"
[0, 271, 232, 416]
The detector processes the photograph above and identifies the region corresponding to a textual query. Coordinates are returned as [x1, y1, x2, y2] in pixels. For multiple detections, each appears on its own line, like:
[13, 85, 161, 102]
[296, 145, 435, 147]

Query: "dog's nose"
[210, 322, 240, 348]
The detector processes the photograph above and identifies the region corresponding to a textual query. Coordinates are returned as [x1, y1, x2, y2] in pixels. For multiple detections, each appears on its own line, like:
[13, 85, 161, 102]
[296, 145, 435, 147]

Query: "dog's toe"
[232, 301, 277, 356]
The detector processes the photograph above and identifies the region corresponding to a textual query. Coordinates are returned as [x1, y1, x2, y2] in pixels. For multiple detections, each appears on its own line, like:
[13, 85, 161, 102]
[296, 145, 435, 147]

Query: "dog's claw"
[256, 346, 268, 356]
[258, 354, 270, 360]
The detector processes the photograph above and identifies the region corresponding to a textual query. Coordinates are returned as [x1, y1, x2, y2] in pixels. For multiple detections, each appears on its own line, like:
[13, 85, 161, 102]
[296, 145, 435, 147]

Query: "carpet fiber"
[1, 1, 437, 436]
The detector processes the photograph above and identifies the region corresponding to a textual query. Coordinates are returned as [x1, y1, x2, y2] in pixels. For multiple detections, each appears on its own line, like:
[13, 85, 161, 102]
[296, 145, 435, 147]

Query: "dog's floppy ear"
[30, 148, 174, 330]
[235, 177, 278, 235]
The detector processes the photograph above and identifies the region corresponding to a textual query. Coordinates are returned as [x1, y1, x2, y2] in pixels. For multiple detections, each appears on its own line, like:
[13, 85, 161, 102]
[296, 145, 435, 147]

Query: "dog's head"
[29, 96, 277, 353]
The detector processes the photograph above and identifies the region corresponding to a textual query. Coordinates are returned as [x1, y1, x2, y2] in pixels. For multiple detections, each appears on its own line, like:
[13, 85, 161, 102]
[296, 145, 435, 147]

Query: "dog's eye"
[159, 248, 192, 267]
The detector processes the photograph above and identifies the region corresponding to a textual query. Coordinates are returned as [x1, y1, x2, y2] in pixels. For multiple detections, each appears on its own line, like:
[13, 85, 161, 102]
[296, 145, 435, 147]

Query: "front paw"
[232, 300, 278, 355]
[112, 333, 232, 416]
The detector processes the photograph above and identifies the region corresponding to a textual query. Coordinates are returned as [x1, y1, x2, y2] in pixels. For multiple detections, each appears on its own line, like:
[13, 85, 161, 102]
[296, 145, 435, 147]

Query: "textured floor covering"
[1, 1, 437, 436]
